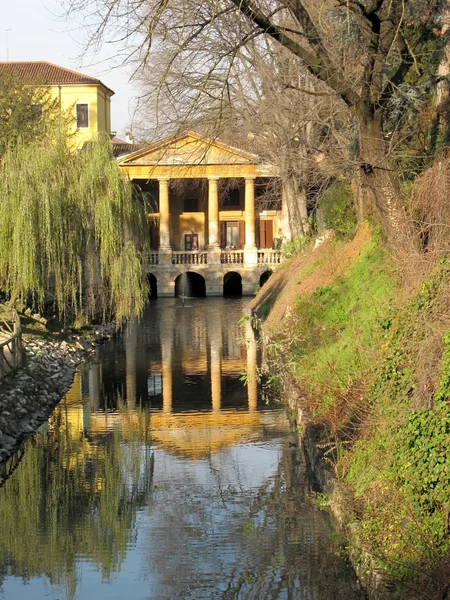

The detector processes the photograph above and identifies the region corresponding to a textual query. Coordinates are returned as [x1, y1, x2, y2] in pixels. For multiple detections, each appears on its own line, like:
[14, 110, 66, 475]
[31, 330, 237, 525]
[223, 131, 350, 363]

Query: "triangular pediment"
[118, 131, 261, 167]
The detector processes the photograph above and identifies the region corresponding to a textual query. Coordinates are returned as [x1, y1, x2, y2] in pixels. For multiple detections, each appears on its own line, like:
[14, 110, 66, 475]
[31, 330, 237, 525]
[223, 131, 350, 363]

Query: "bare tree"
[65, 0, 448, 241]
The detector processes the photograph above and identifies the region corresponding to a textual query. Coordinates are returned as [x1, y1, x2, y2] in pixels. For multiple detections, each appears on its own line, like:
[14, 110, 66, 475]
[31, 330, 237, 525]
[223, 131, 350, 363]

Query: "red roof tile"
[0, 61, 114, 95]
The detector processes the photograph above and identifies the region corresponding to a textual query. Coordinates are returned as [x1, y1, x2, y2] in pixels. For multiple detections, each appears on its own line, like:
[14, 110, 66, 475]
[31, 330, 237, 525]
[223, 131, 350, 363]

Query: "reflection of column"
[207, 176, 220, 248]
[210, 328, 222, 412]
[246, 319, 258, 411]
[158, 177, 171, 248]
[161, 318, 173, 414]
[125, 318, 138, 410]
[244, 177, 256, 249]
[88, 360, 101, 412]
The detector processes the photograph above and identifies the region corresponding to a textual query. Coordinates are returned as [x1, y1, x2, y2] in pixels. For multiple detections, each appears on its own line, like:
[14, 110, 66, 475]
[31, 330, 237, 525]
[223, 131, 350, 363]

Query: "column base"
[158, 247, 173, 266]
[207, 246, 222, 265]
[244, 246, 258, 265]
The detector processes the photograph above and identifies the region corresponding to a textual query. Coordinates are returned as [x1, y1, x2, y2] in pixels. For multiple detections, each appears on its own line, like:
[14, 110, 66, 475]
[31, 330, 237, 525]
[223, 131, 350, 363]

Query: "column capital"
[244, 176, 256, 182]
[158, 176, 170, 183]
[207, 176, 220, 181]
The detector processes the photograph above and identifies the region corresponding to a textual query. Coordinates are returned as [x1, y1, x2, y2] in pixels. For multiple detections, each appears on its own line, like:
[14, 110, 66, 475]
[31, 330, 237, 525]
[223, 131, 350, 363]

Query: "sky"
[1, 0, 138, 136]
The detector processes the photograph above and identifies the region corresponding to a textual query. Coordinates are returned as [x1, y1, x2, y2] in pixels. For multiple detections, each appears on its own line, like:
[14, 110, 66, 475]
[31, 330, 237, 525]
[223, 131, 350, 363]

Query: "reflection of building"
[63, 304, 262, 459]
[0, 61, 114, 150]
[118, 131, 288, 296]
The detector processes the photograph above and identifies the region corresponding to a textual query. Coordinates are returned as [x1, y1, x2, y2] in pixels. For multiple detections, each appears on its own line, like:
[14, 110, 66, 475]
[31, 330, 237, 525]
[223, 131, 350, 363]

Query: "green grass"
[267, 228, 450, 591]
[290, 232, 395, 409]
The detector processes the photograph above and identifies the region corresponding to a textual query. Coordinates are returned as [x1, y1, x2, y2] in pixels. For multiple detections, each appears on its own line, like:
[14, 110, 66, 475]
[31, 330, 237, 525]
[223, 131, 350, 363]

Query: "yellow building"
[118, 130, 287, 296]
[0, 61, 114, 149]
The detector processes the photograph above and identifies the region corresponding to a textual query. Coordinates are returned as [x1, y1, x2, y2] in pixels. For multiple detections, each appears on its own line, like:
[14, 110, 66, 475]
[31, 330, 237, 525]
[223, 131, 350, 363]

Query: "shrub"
[319, 183, 356, 239]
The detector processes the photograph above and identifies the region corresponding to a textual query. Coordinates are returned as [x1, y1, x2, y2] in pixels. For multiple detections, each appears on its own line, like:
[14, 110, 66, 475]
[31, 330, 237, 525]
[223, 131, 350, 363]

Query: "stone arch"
[174, 271, 206, 297]
[259, 270, 273, 288]
[223, 271, 243, 297]
[148, 273, 158, 299]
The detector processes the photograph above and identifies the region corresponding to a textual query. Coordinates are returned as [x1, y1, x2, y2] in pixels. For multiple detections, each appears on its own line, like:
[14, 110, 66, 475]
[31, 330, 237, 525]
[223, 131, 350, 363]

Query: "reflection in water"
[0, 299, 364, 599]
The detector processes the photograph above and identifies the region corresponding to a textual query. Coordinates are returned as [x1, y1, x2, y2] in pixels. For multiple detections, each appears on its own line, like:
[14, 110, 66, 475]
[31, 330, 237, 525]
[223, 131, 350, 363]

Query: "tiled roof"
[112, 141, 145, 158]
[0, 61, 114, 95]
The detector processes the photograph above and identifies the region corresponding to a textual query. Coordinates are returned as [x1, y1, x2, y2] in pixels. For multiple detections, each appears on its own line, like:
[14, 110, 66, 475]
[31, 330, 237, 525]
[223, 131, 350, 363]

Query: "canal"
[0, 298, 365, 599]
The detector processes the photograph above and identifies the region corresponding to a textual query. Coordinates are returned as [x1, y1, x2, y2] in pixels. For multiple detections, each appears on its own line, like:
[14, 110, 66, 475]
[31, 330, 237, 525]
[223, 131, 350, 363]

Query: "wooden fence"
[0, 307, 23, 380]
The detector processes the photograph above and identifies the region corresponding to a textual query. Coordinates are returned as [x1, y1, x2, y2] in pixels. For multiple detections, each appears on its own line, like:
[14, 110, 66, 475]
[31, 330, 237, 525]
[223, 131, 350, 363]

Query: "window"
[226, 222, 239, 248]
[76, 103, 89, 128]
[184, 198, 199, 212]
[221, 221, 245, 249]
[185, 234, 199, 250]
[222, 188, 240, 208]
[147, 374, 162, 396]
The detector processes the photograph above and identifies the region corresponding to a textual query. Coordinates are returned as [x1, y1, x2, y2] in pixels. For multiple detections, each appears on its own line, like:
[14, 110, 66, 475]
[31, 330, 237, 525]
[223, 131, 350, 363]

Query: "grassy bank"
[252, 225, 450, 598]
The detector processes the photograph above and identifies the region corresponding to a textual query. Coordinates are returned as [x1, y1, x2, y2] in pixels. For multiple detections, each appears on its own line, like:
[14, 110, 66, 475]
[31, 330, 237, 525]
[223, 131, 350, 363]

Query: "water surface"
[0, 298, 364, 599]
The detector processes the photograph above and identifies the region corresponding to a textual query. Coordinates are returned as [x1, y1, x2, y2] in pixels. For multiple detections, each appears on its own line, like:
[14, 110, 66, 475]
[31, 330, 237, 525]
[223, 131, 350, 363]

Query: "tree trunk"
[437, 3, 450, 110]
[283, 176, 310, 238]
[357, 113, 406, 240]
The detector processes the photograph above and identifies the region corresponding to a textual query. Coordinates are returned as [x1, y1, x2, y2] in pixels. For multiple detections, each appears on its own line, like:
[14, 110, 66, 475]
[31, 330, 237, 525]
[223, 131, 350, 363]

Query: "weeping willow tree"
[0, 134, 149, 322]
[0, 74, 75, 157]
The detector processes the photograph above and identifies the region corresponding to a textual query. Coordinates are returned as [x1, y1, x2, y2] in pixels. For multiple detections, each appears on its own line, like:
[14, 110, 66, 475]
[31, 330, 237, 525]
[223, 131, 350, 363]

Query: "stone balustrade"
[257, 250, 282, 265]
[172, 251, 208, 265]
[221, 251, 244, 264]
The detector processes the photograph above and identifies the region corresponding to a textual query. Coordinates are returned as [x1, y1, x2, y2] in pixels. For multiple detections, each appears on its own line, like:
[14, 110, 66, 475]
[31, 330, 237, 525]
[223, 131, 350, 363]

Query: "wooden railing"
[0, 307, 23, 380]
[221, 250, 244, 264]
[257, 250, 282, 265]
[172, 251, 208, 265]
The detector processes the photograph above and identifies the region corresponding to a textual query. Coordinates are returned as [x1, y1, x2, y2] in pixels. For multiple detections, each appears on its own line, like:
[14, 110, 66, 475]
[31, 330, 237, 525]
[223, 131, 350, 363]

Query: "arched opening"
[259, 270, 272, 288]
[223, 272, 242, 297]
[174, 272, 206, 298]
[148, 273, 158, 299]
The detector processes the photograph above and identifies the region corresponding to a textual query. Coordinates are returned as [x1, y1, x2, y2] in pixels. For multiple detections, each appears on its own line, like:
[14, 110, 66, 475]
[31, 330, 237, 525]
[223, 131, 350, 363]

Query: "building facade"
[0, 61, 114, 149]
[118, 131, 289, 297]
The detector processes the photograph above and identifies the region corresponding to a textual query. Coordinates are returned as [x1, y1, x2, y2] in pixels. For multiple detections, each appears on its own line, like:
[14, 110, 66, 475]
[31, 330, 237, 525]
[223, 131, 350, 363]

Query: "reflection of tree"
[142, 441, 363, 600]
[222, 443, 365, 600]
[0, 406, 154, 599]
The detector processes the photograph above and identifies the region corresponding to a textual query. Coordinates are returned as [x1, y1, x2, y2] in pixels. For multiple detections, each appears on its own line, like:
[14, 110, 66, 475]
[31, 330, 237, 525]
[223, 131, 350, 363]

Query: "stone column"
[207, 176, 221, 265]
[244, 177, 256, 248]
[158, 177, 172, 265]
[207, 176, 220, 247]
[244, 177, 257, 265]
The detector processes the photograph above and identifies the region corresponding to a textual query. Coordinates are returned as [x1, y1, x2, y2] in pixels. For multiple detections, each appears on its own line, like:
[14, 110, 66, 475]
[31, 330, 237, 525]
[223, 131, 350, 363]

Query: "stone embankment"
[0, 324, 116, 462]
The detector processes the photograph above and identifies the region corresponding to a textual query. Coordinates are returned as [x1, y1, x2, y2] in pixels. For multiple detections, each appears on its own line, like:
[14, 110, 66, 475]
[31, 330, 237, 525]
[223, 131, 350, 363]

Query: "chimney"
[125, 131, 134, 144]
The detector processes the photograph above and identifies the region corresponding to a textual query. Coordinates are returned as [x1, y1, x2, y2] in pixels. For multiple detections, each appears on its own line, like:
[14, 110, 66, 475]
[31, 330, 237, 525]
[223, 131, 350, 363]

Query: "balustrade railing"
[0, 307, 23, 380]
[257, 250, 282, 265]
[221, 250, 244, 264]
[172, 251, 208, 265]
[150, 248, 281, 266]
